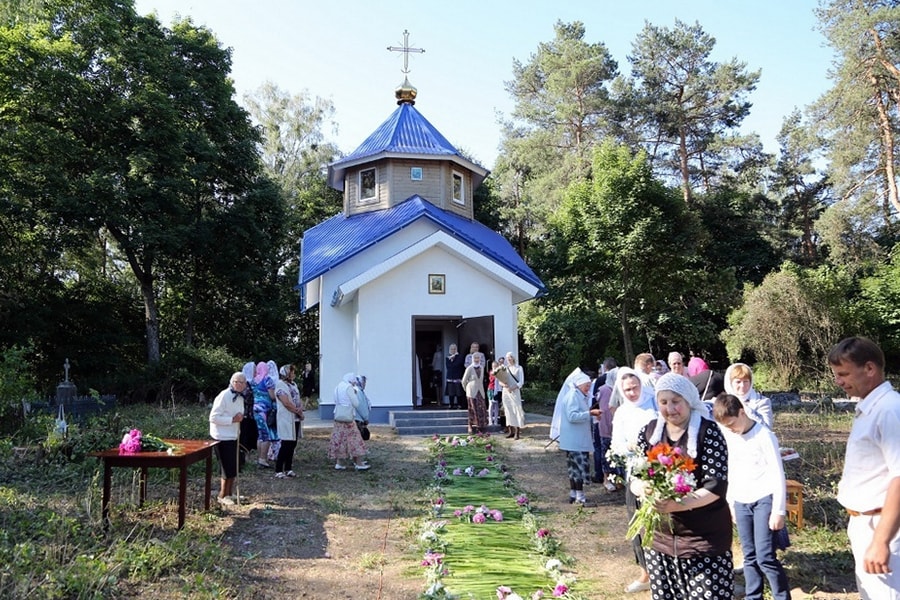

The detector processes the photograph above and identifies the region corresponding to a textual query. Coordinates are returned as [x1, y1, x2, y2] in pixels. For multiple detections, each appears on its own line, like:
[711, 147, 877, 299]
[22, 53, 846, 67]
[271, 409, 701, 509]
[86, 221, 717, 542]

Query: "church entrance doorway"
[412, 315, 494, 409]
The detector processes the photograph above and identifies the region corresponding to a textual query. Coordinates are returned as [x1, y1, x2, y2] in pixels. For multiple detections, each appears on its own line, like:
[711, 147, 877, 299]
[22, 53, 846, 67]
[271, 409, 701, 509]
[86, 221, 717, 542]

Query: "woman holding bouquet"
[632, 372, 733, 599]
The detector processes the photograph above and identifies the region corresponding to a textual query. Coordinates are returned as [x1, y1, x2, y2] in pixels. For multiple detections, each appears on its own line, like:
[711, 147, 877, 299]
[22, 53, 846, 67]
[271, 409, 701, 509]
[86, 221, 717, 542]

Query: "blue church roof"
[327, 103, 488, 190]
[298, 196, 545, 298]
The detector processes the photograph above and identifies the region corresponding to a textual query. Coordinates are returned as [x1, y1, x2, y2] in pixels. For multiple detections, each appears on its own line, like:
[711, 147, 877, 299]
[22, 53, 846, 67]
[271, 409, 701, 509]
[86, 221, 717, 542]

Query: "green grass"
[0, 403, 235, 599]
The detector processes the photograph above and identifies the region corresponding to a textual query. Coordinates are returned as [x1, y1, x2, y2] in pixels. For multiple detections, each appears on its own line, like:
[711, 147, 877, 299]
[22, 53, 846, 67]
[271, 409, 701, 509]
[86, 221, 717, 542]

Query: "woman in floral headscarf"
[328, 373, 370, 471]
[252, 361, 278, 468]
[633, 373, 733, 600]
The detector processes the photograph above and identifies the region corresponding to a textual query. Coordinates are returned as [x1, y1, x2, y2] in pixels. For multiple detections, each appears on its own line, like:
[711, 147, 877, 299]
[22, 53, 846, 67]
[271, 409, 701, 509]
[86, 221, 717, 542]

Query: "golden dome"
[395, 76, 417, 105]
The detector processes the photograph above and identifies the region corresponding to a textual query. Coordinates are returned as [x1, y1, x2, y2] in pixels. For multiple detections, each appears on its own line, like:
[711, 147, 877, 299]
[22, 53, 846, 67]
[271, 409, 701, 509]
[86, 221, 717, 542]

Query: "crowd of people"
[552, 350, 791, 598]
[206, 336, 900, 600]
[549, 337, 900, 600]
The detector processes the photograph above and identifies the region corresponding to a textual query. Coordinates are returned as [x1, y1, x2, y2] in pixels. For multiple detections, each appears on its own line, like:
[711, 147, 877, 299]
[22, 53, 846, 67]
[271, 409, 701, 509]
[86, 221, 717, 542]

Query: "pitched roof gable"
[298, 195, 544, 293]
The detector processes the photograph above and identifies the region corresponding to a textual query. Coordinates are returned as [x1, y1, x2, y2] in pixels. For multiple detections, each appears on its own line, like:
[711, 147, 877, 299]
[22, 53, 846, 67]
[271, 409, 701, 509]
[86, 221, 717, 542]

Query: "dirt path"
[206, 420, 857, 600]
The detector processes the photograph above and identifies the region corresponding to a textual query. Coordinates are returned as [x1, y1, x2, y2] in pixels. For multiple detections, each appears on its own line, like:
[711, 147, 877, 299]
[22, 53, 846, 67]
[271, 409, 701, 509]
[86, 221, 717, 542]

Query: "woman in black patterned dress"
[633, 373, 733, 600]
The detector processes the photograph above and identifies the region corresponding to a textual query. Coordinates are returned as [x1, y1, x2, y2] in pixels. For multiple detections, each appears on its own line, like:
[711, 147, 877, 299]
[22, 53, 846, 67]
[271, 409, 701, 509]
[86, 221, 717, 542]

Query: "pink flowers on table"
[473, 513, 486, 524]
[552, 583, 568, 597]
[536, 528, 549, 538]
[516, 494, 529, 506]
[456, 503, 503, 524]
[119, 429, 143, 454]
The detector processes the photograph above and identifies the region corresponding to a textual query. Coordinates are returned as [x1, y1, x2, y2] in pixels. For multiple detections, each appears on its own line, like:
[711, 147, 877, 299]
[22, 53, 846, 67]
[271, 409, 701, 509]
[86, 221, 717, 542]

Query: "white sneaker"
[354, 463, 370, 471]
[604, 481, 617, 492]
[217, 496, 235, 506]
[275, 472, 286, 479]
[334, 463, 347, 470]
[625, 580, 650, 593]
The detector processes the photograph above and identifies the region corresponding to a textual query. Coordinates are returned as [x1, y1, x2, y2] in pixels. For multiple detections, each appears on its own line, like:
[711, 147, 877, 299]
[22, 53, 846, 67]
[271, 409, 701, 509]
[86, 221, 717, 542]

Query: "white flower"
[420, 530, 437, 541]
[544, 558, 562, 572]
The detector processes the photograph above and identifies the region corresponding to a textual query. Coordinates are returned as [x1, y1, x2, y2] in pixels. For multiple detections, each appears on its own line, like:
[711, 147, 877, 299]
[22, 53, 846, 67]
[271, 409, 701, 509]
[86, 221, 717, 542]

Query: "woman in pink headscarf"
[252, 361, 278, 468]
[686, 356, 709, 377]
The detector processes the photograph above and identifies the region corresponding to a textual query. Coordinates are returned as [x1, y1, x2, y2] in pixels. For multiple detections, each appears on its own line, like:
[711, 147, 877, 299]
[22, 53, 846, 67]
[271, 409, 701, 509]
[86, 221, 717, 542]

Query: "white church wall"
[355, 246, 515, 419]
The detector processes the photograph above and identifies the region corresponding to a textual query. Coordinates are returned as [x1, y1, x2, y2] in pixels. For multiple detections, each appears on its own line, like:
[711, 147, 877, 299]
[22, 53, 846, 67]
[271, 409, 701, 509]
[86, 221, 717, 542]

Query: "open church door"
[457, 315, 495, 364]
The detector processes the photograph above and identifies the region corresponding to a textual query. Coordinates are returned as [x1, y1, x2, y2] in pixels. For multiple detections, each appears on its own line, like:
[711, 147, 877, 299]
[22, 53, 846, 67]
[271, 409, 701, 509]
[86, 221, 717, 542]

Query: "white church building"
[297, 76, 545, 423]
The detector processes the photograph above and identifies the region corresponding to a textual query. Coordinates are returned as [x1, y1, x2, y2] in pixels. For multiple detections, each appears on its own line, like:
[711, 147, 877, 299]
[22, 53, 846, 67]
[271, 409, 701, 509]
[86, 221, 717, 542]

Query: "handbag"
[357, 421, 371, 440]
[266, 407, 277, 429]
[333, 402, 354, 422]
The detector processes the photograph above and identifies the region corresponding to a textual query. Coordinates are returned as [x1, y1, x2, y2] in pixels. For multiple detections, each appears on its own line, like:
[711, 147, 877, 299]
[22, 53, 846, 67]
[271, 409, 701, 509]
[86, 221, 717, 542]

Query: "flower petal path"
[419, 434, 583, 600]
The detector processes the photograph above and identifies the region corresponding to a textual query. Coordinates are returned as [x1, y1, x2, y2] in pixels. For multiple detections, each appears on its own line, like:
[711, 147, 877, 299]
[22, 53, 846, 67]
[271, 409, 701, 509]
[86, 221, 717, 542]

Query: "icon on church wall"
[410, 167, 423, 181]
[428, 274, 445, 295]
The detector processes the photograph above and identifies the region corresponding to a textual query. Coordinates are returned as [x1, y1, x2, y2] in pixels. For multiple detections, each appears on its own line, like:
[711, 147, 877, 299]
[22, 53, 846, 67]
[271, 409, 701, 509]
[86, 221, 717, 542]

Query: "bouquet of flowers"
[625, 441, 697, 548]
[118, 429, 179, 455]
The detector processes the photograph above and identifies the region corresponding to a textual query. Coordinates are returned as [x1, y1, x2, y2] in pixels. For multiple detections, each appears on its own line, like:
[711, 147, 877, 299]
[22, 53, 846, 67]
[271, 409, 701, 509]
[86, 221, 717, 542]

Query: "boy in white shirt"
[713, 393, 791, 600]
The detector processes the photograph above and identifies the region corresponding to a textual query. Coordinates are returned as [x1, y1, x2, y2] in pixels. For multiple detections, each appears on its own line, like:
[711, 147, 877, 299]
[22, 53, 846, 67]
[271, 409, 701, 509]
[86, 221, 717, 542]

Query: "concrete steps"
[390, 409, 470, 436]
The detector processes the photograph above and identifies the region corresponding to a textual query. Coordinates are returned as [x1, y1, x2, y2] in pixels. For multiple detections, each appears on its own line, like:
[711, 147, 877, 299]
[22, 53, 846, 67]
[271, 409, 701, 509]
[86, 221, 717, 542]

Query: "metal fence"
[26, 394, 118, 422]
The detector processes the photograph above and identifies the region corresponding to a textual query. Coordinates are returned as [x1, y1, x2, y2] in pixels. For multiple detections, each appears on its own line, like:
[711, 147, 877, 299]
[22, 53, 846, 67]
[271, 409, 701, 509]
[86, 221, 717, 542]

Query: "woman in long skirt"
[461, 355, 487, 433]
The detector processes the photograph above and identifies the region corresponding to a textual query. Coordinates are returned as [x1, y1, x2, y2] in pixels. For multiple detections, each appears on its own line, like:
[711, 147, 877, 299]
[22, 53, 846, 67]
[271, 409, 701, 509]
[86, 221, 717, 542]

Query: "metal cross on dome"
[387, 30, 424, 74]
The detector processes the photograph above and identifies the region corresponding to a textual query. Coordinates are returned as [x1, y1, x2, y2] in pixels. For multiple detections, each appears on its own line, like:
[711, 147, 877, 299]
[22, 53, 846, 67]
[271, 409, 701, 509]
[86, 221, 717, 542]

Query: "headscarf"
[549, 368, 584, 440]
[615, 367, 657, 411]
[333, 372, 357, 406]
[254, 361, 268, 384]
[648, 372, 705, 458]
[655, 360, 669, 376]
[686, 356, 709, 377]
[723, 363, 757, 401]
[279, 364, 291, 379]
[242, 362, 255, 385]
[267, 360, 279, 383]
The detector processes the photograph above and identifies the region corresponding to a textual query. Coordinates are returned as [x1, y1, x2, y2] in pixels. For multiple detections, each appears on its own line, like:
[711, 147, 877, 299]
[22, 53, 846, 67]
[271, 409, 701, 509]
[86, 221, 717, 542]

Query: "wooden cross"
[387, 30, 424, 74]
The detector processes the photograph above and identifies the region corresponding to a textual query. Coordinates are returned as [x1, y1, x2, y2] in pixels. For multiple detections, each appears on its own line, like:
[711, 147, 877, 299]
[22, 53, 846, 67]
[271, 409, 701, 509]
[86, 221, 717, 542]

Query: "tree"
[813, 0, 900, 222]
[495, 20, 619, 255]
[722, 264, 851, 389]
[623, 19, 760, 204]
[0, 0, 276, 365]
[771, 110, 831, 266]
[540, 140, 698, 364]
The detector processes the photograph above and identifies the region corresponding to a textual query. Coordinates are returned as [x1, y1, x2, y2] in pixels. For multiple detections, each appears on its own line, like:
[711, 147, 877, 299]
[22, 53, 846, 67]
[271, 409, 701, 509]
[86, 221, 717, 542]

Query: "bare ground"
[133, 419, 859, 599]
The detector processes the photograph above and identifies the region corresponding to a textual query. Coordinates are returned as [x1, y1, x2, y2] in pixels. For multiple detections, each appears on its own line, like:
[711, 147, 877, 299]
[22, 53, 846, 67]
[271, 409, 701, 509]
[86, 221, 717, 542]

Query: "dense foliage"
[1, 0, 899, 399]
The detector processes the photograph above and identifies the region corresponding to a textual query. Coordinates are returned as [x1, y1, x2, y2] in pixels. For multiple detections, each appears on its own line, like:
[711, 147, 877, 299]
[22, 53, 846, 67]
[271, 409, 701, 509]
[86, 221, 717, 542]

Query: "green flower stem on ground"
[421, 435, 580, 599]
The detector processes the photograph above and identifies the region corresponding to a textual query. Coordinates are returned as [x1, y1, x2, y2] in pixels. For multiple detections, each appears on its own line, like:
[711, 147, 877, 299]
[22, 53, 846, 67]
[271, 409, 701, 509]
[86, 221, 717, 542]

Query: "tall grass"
[0, 403, 236, 599]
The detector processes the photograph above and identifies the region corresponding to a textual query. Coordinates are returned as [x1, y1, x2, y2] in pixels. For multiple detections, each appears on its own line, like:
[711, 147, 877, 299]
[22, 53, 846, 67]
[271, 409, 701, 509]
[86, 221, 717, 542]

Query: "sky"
[133, 0, 835, 171]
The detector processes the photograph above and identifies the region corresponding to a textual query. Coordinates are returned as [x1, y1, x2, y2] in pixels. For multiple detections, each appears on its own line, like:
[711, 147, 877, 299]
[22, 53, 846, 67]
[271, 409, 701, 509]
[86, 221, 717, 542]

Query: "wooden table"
[90, 439, 218, 530]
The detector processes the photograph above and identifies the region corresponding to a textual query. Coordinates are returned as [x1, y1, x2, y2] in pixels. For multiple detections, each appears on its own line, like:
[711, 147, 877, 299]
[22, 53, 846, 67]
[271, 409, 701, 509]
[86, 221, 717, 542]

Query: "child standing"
[713, 393, 791, 600]
[487, 361, 499, 426]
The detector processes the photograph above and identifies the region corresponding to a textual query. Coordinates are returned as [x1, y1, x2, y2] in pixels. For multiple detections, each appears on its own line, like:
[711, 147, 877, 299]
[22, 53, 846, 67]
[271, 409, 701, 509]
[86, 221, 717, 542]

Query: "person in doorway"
[461, 353, 488, 433]
[500, 352, 526, 439]
[445, 344, 465, 409]
[430, 344, 443, 404]
[464, 341, 486, 369]
[300, 362, 316, 410]
[829, 336, 900, 599]
[209, 372, 246, 506]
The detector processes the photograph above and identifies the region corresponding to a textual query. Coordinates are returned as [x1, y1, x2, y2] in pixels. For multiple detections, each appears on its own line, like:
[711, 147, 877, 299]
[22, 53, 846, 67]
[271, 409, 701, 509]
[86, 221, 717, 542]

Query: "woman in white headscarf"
[723, 363, 774, 429]
[610, 367, 658, 593]
[633, 373, 733, 600]
[328, 373, 370, 471]
[273, 364, 304, 479]
[553, 369, 600, 506]
[499, 352, 526, 439]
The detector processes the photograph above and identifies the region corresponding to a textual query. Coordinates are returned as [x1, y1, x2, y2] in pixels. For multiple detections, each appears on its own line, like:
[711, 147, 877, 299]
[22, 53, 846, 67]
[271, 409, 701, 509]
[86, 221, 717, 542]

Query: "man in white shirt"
[830, 336, 900, 599]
